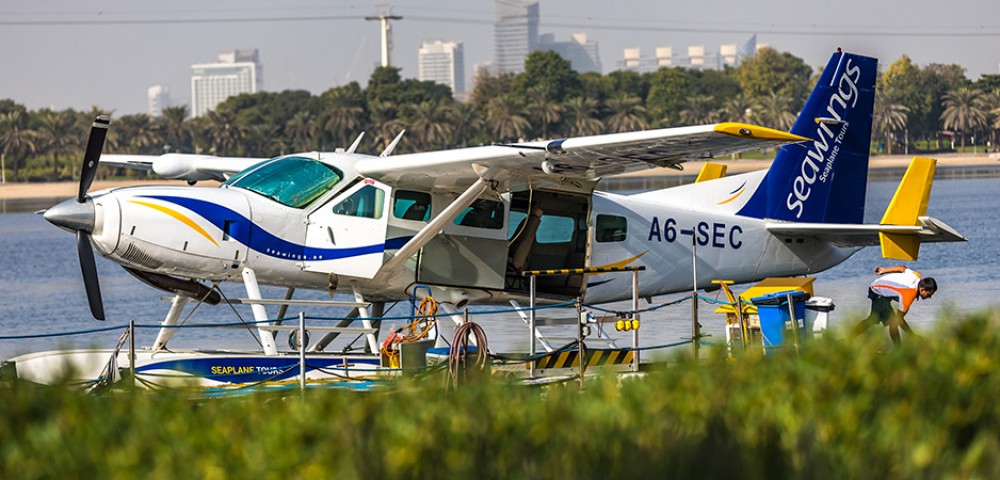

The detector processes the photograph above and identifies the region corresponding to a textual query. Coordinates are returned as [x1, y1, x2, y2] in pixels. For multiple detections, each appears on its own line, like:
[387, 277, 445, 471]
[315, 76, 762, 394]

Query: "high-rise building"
[147, 85, 170, 117]
[190, 49, 263, 118]
[538, 33, 601, 73]
[615, 36, 759, 72]
[494, 0, 539, 74]
[418, 40, 466, 95]
[656, 47, 673, 67]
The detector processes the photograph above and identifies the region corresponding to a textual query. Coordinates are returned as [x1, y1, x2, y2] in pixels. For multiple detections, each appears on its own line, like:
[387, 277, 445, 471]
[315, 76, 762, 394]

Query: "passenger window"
[393, 190, 431, 222]
[332, 185, 385, 219]
[507, 211, 528, 240]
[596, 215, 627, 242]
[536, 215, 575, 244]
[453, 199, 504, 229]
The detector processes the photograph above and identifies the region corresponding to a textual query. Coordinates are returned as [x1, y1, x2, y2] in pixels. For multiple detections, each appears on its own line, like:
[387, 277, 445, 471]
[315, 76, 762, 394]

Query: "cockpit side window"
[223, 156, 343, 209]
[453, 199, 504, 229]
[332, 185, 386, 219]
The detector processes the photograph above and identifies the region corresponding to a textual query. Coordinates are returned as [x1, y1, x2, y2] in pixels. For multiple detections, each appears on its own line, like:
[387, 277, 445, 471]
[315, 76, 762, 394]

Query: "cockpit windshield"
[223, 156, 344, 208]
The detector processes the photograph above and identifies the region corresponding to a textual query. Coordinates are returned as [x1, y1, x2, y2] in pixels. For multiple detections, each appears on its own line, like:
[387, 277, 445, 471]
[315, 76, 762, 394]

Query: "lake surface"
[0, 175, 997, 360]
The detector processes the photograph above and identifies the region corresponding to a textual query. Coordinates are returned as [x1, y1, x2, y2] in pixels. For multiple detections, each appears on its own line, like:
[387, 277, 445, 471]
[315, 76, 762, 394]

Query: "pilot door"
[303, 179, 391, 279]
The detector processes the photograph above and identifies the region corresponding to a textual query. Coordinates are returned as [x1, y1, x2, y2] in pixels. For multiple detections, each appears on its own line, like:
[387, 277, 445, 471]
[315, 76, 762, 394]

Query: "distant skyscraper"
[494, 0, 539, 74]
[615, 36, 757, 73]
[538, 33, 601, 73]
[147, 85, 170, 117]
[190, 49, 263, 118]
[419, 40, 466, 95]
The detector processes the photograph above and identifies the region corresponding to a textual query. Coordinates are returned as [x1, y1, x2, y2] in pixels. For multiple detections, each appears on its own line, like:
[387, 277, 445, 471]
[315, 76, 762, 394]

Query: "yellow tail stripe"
[129, 200, 220, 247]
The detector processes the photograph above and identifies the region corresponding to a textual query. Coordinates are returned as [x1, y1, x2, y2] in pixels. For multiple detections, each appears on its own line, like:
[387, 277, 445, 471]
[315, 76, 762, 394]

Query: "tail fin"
[737, 51, 877, 223]
[879, 157, 935, 260]
[695, 162, 727, 183]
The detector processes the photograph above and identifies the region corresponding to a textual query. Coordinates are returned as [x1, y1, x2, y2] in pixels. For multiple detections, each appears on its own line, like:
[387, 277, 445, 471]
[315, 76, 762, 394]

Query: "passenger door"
[303, 179, 391, 278]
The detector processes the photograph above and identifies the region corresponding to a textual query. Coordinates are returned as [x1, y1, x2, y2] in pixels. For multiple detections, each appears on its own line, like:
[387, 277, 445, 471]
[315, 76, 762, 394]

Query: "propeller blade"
[79, 115, 111, 203]
[77, 230, 105, 320]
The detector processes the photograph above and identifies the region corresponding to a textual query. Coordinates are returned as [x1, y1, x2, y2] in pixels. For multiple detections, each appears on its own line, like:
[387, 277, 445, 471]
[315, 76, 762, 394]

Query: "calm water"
[0, 176, 997, 359]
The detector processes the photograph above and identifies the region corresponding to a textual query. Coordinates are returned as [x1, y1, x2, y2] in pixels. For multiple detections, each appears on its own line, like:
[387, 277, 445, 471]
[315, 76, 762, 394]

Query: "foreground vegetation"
[2, 310, 1000, 478]
[3, 47, 1000, 183]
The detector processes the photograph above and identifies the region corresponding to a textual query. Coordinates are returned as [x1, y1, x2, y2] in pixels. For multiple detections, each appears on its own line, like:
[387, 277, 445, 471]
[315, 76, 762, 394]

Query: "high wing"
[356, 122, 808, 194]
[101, 154, 267, 182]
[766, 216, 966, 247]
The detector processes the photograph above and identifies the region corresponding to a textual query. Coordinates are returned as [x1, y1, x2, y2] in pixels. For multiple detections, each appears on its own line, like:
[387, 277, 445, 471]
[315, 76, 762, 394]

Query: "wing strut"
[375, 176, 493, 278]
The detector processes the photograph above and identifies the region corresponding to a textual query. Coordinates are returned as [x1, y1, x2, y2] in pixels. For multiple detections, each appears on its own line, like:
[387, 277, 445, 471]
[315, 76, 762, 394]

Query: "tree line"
[2, 47, 999, 182]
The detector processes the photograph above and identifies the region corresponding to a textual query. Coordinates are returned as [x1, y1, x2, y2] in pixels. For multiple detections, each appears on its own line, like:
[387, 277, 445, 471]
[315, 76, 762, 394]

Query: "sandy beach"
[0, 153, 996, 201]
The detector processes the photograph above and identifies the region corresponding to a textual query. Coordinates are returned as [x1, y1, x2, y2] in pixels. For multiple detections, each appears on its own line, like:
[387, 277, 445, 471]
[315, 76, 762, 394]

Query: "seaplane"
[6, 50, 965, 387]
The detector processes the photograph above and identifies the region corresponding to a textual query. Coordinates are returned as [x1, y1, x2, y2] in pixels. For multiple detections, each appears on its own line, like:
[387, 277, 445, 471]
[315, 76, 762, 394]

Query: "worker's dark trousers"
[862, 289, 899, 326]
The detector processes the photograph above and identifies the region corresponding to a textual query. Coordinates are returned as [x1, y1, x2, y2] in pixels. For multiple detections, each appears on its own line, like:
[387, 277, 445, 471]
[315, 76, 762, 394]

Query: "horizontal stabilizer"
[765, 215, 966, 249]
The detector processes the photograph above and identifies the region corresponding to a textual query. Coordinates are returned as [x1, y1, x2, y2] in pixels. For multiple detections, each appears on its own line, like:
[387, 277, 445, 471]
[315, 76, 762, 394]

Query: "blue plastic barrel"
[751, 290, 809, 349]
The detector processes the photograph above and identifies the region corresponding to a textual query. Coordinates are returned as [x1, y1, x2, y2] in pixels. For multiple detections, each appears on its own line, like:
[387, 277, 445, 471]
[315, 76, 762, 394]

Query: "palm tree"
[679, 95, 718, 125]
[244, 124, 285, 158]
[323, 90, 365, 149]
[37, 109, 79, 178]
[756, 92, 797, 131]
[603, 94, 647, 133]
[159, 105, 193, 153]
[116, 114, 163, 154]
[405, 100, 453, 149]
[525, 86, 563, 139]
[285, 111, 318, 151]
[984, 89, 1000, 151]
[485, 95, 530, 142]
[367, 100, 405, 151]
[203, 110, 245, 156]
[449, 101, 483, 147]
[941, 87, 987, 150]
[562, 97, 604, 137]
[719, 93, 756, 123]
[873, 93, 910, 155]
[0, 110, 37, 181]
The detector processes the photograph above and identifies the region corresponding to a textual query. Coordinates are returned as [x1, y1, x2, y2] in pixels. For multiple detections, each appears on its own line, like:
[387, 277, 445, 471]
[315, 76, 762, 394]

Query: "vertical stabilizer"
[737, 51, 877, 223]
[695, 162, 727, 183]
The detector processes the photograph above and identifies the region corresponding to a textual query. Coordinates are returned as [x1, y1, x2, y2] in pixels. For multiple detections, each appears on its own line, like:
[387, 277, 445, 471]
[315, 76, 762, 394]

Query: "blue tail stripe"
[736, 51, 877, 224]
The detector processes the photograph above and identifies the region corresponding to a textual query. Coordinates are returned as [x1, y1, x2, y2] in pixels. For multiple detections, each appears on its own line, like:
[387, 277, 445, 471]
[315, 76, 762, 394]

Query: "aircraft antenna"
[365, 5, 403, 68]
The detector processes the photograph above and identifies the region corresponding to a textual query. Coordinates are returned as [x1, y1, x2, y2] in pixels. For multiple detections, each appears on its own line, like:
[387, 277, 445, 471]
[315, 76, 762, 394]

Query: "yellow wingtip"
[714, 122, 811, 143]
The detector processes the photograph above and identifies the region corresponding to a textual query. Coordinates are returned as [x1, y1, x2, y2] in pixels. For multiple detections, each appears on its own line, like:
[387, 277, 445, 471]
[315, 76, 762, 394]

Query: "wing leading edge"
[101, 154, 266, 182]
[356, 122, 808, 194]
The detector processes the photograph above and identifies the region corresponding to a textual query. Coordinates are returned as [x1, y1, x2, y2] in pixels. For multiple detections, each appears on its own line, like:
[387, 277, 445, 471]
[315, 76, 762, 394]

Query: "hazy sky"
[3, 0, 999, 115]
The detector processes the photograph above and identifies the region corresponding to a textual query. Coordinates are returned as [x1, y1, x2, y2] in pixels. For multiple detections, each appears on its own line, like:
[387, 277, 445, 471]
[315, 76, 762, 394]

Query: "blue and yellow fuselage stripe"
[133, 195, 410, 261]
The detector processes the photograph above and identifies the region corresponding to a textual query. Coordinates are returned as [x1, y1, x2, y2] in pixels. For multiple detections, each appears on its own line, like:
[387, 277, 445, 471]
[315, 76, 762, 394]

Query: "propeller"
[79, 116, 109, 203]
[44, 115, 110, 320]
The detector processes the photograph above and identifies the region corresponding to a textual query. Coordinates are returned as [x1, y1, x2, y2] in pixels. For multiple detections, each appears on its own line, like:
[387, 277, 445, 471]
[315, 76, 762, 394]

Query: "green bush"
[2, 310, 1000, 478]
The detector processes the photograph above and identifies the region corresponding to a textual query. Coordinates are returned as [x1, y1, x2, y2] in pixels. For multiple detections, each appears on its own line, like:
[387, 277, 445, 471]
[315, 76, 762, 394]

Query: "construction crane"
[365, 5, 403, 68]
